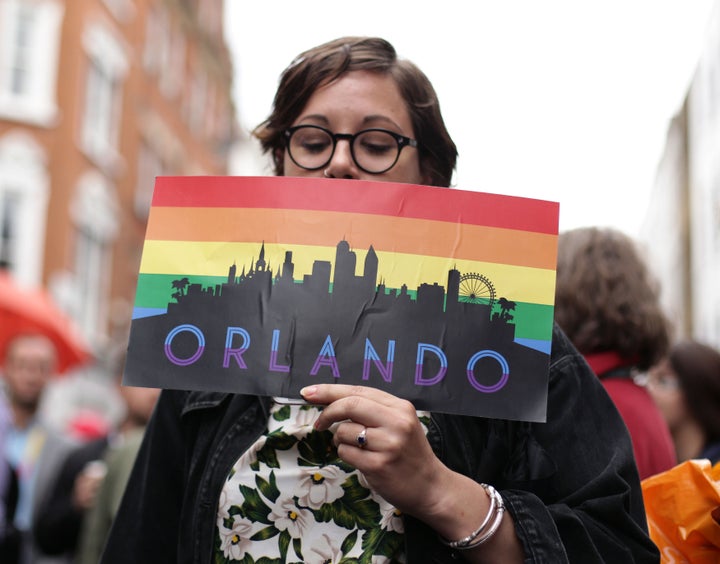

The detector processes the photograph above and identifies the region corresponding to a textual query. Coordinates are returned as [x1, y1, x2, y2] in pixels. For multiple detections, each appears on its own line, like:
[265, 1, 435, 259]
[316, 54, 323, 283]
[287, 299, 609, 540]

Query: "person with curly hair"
[555, 226, 677, 479]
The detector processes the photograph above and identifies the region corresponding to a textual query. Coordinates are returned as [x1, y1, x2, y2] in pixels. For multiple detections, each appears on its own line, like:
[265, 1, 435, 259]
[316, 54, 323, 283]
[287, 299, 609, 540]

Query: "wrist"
[414, 471, 495, 540]
[438, 483, 505, 550]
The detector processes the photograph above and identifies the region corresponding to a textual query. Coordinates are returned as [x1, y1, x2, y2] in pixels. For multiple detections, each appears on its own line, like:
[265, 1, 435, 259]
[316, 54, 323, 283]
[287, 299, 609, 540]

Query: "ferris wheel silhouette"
[458, 273, 496, 308]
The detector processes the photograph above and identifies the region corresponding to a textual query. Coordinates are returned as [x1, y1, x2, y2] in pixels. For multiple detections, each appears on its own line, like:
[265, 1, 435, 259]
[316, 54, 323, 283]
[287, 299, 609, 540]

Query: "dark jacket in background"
[34, 437, 109, 557]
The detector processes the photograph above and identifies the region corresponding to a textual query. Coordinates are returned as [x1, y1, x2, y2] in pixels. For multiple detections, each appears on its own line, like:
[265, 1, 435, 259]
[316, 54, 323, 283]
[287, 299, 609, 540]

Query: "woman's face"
[283, 70, 427, 185]
[647, 359, 687, 431]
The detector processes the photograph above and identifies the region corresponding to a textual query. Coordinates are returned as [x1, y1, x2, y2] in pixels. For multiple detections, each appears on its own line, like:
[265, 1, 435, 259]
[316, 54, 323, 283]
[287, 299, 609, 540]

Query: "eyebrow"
[296, 113, 404, 131]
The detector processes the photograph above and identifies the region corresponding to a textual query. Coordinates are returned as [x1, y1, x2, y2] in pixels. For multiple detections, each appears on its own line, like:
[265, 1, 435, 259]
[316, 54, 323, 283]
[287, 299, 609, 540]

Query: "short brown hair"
[253, 36, 458, 187]
[669, 340, 720, 443]
[554, 226, 670, 369]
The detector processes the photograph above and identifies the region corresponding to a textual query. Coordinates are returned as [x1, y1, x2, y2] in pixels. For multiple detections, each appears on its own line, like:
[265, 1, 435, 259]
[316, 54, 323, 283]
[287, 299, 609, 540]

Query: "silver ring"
[356, 427, 368, 448]
[323, 168, 331, 178]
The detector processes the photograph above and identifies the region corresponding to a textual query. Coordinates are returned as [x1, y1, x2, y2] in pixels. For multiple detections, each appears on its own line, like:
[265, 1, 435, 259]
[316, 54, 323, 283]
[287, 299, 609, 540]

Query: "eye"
[301, 139, 331, 154]
[356, 131, 396, 156]
[293, 129, 332, 154]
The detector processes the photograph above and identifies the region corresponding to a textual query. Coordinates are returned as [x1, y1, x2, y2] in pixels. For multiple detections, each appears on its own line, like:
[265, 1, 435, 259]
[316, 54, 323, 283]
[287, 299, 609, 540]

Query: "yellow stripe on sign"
[138, 240, 557, 304]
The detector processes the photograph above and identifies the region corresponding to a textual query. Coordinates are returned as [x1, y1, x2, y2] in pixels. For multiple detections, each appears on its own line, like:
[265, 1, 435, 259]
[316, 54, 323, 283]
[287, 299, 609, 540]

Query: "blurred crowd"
[555, 227, 720, 473]
[0, 225, 719, 563]
[0, 335, 159, 564]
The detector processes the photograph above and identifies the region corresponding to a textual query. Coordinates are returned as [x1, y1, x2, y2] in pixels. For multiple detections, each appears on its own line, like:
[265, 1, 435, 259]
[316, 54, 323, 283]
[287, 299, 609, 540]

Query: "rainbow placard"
[125, 176, 559, 421]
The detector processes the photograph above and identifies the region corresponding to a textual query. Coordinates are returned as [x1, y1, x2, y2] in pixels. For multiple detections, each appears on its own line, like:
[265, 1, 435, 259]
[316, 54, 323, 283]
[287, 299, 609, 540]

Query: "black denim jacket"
[101, 325, 659, 563]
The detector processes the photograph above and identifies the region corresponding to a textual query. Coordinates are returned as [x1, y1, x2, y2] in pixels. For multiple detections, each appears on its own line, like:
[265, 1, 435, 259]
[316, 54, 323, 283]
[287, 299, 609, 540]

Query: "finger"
[334, 421, 374, 451]
[321, 396, 421, 440]
[301, 384, 400, 408]
[314, 394, 398, 430]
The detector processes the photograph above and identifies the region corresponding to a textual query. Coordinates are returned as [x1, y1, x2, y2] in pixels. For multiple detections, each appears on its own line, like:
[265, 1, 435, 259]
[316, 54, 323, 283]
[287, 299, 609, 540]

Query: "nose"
[325, 138, 359, 179]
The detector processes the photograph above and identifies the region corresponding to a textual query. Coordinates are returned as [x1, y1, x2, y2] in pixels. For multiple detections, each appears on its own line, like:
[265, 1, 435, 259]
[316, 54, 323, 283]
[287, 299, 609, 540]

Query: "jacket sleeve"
[100, 390, 188, 564]
[406, 324, 659, 563]
[502, 325, 659, 563]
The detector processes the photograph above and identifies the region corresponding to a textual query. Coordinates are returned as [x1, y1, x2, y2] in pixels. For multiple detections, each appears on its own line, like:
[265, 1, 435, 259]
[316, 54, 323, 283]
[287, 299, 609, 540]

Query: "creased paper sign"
[124, 176, 559, 421]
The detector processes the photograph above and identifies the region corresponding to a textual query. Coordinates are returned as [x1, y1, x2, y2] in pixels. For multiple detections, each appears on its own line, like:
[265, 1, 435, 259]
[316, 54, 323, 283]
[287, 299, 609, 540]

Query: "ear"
[419, 164, 434, 187]
[273, 148, 285, 175]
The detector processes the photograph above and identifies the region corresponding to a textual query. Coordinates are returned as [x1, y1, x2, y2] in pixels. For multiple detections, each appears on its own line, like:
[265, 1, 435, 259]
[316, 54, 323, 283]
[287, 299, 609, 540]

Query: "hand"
[301, 384, 524, 562]
[72, 460, 107, 511]
[300, 384, 451, 519]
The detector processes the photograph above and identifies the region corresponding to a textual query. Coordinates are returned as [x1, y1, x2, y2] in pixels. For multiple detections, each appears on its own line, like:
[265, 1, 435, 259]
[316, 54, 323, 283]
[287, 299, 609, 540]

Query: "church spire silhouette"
[256, 241, 266, 271]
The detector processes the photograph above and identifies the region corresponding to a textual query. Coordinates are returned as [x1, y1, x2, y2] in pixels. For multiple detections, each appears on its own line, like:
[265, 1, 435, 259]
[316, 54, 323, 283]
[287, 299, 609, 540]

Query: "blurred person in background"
[554, 226, 677, 479]
[1, 334, 78, 564]
[646, 339, 720, 464]
[0, 395, 19, 562]
[35, 353, 160, 563]
[76, 358, 160, 564]
[32, 404, 112, 559]
[33, 429, 109, 560]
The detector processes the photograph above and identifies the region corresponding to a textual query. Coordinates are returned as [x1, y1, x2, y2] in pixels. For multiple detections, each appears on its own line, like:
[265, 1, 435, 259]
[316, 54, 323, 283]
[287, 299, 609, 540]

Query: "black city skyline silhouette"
[125, 239, 549, 420]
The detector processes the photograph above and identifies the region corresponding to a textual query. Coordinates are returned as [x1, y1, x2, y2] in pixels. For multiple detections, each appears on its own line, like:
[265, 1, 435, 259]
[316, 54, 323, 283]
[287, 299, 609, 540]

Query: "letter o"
[466, 350, 509, 393]
[164, 324, 206, 366]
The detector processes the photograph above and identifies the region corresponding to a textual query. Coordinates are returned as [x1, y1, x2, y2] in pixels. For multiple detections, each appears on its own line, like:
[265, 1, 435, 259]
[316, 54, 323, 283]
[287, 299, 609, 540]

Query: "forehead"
[296, 70, 412, 130]
[7, 336, 55, 360]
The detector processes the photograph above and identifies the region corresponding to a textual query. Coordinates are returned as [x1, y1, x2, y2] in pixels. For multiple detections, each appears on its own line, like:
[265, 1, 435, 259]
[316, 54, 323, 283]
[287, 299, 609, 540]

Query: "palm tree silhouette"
[497, 297, 516, 321]
[171, 277, 190, 302]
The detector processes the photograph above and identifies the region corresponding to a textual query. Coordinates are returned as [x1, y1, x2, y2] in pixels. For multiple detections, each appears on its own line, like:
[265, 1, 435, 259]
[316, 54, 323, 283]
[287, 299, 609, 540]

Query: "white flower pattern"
[305, 532, 343, 564]
[268, 494, 313, 538]
[217, 489, 230, 525]
[217, 516, 254, 560]
[279, 404, 321, 434]
[213, 402, 428, 562]
[380, 506, 405, 534]
[294, 464, 347, 509]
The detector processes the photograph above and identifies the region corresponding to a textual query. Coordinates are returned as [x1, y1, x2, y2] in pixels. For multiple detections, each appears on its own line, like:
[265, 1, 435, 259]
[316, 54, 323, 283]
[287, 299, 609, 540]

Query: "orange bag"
[641, 459, 720, 563]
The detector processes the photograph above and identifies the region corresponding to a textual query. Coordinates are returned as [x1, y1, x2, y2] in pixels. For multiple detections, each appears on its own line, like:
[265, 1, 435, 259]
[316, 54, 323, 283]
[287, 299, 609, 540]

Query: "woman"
[554, 226, 677, 480]
[101, 37, 658, 563]
[647, 339, 720, 464]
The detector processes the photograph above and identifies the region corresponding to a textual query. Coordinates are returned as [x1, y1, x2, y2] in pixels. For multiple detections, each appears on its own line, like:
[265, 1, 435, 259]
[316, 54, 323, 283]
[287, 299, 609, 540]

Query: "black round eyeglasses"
[284, 125, 418, 174]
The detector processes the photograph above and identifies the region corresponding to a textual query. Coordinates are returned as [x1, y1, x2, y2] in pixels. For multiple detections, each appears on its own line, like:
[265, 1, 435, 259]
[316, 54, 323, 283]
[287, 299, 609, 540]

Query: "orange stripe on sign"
[145, 207, 558, 270]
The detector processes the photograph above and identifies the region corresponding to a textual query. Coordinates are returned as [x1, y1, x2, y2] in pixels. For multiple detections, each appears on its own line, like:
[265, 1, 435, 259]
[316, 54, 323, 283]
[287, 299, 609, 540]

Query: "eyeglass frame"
[283, 124, 419, 174]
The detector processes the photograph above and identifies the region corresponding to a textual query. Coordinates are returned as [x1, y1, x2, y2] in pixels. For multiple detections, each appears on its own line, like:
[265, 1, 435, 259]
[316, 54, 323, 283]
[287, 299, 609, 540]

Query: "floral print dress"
[214, 402, 429, 564]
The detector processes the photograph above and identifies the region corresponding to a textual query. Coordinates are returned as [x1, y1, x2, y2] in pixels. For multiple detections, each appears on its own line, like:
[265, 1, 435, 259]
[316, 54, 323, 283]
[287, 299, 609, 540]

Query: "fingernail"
[301, 386, 317, 398]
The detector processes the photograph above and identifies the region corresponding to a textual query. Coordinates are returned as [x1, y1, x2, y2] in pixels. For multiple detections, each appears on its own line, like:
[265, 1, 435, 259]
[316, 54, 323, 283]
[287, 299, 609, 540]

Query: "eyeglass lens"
[288, 127, 402, 173]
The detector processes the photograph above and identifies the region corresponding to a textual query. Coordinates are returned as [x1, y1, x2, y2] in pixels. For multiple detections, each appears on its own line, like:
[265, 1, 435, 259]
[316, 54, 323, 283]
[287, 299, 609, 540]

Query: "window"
[204, 80, 217, 139]
[71, 172, 119, 339]
[197, 0, 220, 36]
[0, 130, 50, 285]
[0, 190, 19, 269]
[160, 26, 185, 99]
[101, 0, 134, 23]
[142, 5, 162, 73]
[135, 140, 165, 219]
[84, 57, 118, 153]
[0, 0, 63, 125]
[143, 6, 184, 99]
[80, 23, 128, 169]
[714, 175, 720, 248]
[74, 224, 107, 336]
[9, 3, 33, 96]
[215, 95, 236, 153]
[186, 67, 207, 134]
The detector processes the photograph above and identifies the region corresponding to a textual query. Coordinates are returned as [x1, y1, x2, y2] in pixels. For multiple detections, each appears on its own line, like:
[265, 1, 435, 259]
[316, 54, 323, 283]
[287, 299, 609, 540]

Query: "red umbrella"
[0, 272, 92, 373]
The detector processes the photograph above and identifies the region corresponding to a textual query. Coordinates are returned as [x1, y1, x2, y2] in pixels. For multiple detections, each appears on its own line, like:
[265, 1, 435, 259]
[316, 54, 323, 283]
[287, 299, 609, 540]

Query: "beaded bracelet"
[438, 483, 505, 550]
